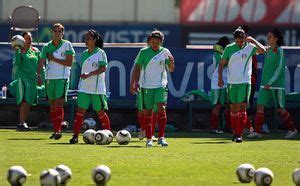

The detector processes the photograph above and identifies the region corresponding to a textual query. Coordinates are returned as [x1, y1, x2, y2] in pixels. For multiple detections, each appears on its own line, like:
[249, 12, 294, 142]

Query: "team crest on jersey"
[92, 62, 98, 67]
[242, 53, 247, 59]
[61, 52, 66, 57]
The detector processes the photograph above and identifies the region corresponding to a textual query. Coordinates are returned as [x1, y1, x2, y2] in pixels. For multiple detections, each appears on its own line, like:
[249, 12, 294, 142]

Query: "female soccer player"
[13, 32, 41, 131]
[210, 36, 230, 133]
[37, 23, 75, 140]
[248, 29, 298, 139]
[130, 30, 175, 147]
[218, 27, 266, 143]
[69, 29, 111, 144]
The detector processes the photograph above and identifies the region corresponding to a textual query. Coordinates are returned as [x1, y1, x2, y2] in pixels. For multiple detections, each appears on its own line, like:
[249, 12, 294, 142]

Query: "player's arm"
[14, 49, 22, 66]
[246, 36, 266, 54]
[81, 51, 107, 79]
[218, 59, 228, 87]
[47, 54, 73, 67]
[130, 64, 141, 95]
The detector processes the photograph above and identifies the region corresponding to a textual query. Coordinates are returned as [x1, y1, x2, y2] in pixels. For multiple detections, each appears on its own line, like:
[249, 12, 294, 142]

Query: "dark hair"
[233, 26, 245, 39]
[147, 29, 164, 43]
[241, 25, 250, 34]
[216, 36, 230, 49]
[21, 32, 31, 37]
[88, 29, 104, 49]
[269, 29, 284, 46]
[52, 23, 64, 32]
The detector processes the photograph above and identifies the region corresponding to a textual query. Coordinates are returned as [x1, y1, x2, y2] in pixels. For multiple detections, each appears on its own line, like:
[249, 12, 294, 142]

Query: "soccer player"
[37, 23, 75, 140]
[210, 36, 230, 133]
[13, 32, 41, 131]
[218, 27, 266, 143]
[248, 29, 298, 139]
[130, 30, 175, 147]
[69, 29, 110, 144]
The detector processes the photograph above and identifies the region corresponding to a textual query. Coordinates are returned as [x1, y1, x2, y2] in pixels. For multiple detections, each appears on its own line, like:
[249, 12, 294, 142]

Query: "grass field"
[1, 129, 299, 186]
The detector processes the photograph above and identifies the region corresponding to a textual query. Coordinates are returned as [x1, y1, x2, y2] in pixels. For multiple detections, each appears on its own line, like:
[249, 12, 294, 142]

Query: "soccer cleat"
[247, 132, 262, 138]
[235, 136, 243, 143]
[158, 137, 168, 147]
[211, 129, 224, 134]
[138, 129, 145, 140]
[16, 123, 32, 131]
[69, 135, 78, 144]
[284, 130, 298, 139]
[49, 132, 62, 140]
[146, 139, 153, 147]
[49, 133, 56, 139]
[151, 135, 158, 142]
[231, 135, 237, 142]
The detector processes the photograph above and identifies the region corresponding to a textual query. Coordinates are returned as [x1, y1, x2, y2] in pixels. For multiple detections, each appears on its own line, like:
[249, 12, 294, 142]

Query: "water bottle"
[2, 84, 7, 99]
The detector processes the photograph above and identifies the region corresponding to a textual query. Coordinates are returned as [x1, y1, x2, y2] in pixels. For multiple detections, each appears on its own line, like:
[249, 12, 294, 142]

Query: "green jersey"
[261, 47, 285, 89]
[14, 47, 40, 80]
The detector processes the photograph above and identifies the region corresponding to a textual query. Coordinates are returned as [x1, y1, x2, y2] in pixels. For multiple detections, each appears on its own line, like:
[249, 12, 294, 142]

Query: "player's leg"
[136, 90, 146, 140]
[155, 87, 168, 147]
[151, 105, 158, 142]
[94, 94, 110, 130]
[245, 84, 256, 133]
[228, 84, 239, 141]
[142, 88, 155, 147]
[54, 79, 68, 135]
[210, 89, 222, 133]
[46, 80, 59, 139]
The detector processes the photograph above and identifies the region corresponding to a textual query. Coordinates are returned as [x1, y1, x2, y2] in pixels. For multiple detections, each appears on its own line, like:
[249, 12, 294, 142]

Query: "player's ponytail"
[270, 29, 284, 46]
[88, 29, 104, 49]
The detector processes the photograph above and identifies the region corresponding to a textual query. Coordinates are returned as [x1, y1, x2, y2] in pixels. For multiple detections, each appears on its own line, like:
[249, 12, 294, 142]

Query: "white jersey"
[227, 43, 256, 84]
[78, 48, 107, 95]
[211, 65, 228, 89]
[41, 40, 75, 80]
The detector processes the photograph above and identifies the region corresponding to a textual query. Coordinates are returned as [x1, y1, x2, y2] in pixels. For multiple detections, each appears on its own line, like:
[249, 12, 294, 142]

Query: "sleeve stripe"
[267, 48, 284, 85]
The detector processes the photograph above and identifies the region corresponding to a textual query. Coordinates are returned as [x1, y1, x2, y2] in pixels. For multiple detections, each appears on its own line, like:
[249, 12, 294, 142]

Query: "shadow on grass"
[105, 145, 143, 148]
[190, 141, 231, 144]
[7, 138, 45, 140]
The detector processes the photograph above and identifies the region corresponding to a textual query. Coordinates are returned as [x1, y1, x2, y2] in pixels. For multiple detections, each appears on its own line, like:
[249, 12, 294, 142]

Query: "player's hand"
[264, 84, 270, 89]
[80, 73, 90, 79]
[130, 82, 139, 95]
[169, 55, 174, 64]
[47, 53, 55, 61]
[37, 76, 43, 86]
[218, 79, 224, 87]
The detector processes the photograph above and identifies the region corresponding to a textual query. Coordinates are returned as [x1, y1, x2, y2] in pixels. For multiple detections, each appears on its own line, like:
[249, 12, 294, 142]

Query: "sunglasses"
[53, 29, 62, 33]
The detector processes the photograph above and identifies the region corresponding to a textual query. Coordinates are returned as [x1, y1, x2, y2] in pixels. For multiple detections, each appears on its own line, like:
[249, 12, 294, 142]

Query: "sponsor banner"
[0, 44, 300, 108]
[182, 26, 300, 46]
[1, 23, 181, 47]
[181, 0, 300, 26]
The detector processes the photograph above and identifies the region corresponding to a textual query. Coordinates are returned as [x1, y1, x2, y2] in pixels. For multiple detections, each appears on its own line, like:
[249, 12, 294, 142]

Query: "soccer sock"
[245, 117, 252, 130]
[56, 107, 64, 132]
[210, 112, 219, 130]
[158, 111, 167, 138]
[238, 111, 247, 136]
[152, 112, 158, 136]
[230, 112, 238, 136]
[137, 112, 145, 131]
[280, 111, 296, 131]
[144, 114, 153, 140]
[225, 110, 231, 130]
[254, 112, 264, 133]
[50, 109, 59, 132]
[73, 112, 84, 136]
[98, 112, 111, 130]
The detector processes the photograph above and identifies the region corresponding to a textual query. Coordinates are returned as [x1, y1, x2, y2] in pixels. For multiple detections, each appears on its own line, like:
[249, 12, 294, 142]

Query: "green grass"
[1, 129, 299, 186]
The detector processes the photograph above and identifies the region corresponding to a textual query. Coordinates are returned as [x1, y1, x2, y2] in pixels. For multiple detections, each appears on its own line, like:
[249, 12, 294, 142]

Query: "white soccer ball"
[236, 163, 256, 183]
[95, 130, 109, 145]
[83, 129, 96, 144]
[292, 168, 300, 185]
[82, 118, 96, 130]
[254, 167, 274, 186]
[91, 165, 111, 185]
[55, 164, 72, 184]
[103, 129, 114, 144]
[11, 35, 25, 49]
[7, 166, 28, 185]
[116, 130, 131, 145]
[40, 168, 61, 186]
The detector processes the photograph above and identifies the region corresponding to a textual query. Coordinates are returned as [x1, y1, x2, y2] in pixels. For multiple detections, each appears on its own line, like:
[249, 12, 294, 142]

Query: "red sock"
[280, 111, 296, 131]
[210, 112, 219, 130]
[144, 115, 153, 139]
[158, 111, 167, 138]
[137, 112, 145, 131]
[50, 109, 59, 132]
[56, 107, 64, 132]
[98, 113, 111, 130]
[225, 110, 231, 130]
[245, 117, 252, 129]
[73, 112, 84, 136]
[254, 112, 264, 133]
[152, 113, 158, 136]
[230, 112, 238, 136]
[238, 111, 247, 136]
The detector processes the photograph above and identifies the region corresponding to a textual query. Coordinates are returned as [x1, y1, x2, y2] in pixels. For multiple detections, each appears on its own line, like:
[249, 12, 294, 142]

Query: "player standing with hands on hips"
[130, 30, 175, 147]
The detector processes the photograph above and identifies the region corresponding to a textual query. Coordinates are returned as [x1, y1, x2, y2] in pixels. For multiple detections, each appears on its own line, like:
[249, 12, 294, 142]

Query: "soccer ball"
[7, 166, 28, 185]
[82, 118, 96, 130]
[40, 168, 61, 186]
[103, 129, 114, 144]
[254, 167, 274, 186]
[83, 129, 96, 144]
[54, 164, 72, 184]
[11, 35, 25, 49]
[292, 168, 300, 185]
[91, 165, 111, 185]
[236, 163, 256, 183]
[116, 130, 131, 145]
[95, 130, 109, 145]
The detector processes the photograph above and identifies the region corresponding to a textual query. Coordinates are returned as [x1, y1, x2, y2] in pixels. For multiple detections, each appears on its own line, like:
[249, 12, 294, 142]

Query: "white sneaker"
[151, 135, 158, 142]
[247, 132, 262, 138]
[146, 139, 153, 147]
[158, 137, 168, 147]
[284, 130, 298, 139]
[138, 129, 145, 140]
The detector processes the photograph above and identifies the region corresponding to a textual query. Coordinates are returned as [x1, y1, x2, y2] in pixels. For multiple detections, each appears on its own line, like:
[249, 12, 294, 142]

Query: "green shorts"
[210, 88, 228, 106]
[257, 88, 285, 108]
[142, 87, 168, 110]
[77, 92, 108, 111]
[228, 83, 251, 104]
[16, 77, 38, 105]
[136, 90, 158, 112]
[46, 79, 69, 101]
